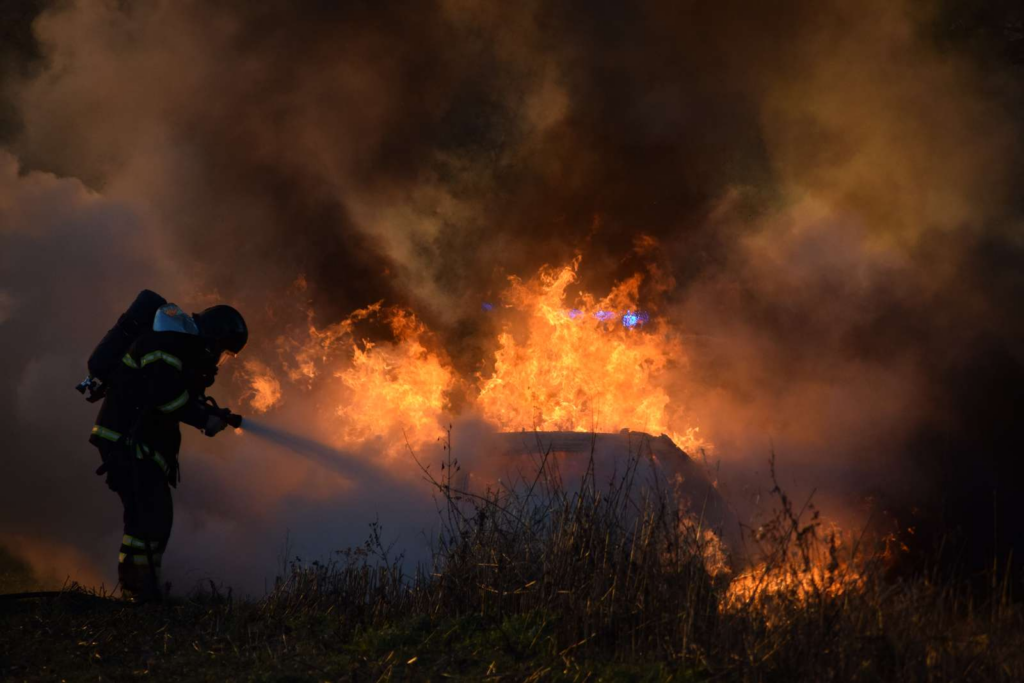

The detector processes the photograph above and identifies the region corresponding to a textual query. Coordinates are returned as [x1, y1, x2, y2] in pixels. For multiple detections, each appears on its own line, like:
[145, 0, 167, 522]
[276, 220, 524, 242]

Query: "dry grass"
[2, 433, 1022, 681]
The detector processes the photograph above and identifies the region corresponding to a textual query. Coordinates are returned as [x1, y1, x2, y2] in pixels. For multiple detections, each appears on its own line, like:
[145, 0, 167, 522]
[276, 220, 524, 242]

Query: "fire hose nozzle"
[202, 394, 243, 429]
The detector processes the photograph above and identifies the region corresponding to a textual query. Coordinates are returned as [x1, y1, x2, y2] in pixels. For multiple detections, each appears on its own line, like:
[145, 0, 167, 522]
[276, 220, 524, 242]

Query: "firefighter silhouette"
[85, 292, 247, 600]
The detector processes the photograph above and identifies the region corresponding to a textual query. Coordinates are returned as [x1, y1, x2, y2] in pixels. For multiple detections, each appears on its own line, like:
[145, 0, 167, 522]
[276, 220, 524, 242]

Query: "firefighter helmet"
[193, 305, 248, 355]
[153, 304, 200, 335]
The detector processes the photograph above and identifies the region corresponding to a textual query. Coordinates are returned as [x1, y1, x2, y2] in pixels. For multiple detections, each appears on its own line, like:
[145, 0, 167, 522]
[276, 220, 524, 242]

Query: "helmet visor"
[217, 350, 237, 367]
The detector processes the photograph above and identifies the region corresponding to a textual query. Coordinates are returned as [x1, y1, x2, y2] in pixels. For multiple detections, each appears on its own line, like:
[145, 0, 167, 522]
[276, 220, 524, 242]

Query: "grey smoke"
[1, 0, 1022, 588]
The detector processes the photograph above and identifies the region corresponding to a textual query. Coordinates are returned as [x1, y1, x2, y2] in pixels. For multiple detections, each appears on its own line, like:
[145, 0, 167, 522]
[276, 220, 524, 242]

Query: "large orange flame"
[477, 258, 702, 451]
[333, 308, 455, 449]
[242, 259, 703, 454]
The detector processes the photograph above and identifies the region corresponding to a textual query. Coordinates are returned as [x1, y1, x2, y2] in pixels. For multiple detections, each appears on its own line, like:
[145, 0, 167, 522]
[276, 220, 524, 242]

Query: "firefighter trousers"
[100, 443, 173, 598]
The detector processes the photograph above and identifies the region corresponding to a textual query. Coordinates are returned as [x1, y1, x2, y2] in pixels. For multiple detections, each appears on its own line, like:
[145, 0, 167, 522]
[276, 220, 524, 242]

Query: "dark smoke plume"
[1, 0, 1022, 589]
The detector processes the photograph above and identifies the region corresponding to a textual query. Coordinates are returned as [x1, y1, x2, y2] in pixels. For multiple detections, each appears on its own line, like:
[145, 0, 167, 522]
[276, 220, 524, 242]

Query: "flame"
[278, 301, 383, 385]
[722, 520, 864, 612]
[240, 359, 283, 413]
[333, 308, 454, 449]
[724, 562, 863, 612]
[476, 258, 702, 450]
[256, 303, 455, 455]
[246, 258, 704, 458]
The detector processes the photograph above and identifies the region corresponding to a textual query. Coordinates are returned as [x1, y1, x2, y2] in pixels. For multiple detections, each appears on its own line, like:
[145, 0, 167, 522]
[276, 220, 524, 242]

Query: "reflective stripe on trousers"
[118, 552, 162, 566]
[120, 534, 163, 566]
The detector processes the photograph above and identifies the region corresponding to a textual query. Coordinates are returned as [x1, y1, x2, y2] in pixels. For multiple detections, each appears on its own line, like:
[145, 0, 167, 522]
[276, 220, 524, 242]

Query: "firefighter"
[89, 302, 247, 600]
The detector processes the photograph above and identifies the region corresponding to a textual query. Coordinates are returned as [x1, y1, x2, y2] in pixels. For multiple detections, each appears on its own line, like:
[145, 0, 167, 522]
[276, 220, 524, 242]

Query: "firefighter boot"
[118, 560, 163, 603]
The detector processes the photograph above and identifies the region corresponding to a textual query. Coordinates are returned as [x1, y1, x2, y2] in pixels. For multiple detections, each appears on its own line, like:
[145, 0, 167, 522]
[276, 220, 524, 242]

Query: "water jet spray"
[232, 418, 372, 479]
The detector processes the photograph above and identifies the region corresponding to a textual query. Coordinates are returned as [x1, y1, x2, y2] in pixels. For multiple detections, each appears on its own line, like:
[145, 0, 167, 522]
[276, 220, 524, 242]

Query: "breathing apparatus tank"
[75, 290, 167, 401]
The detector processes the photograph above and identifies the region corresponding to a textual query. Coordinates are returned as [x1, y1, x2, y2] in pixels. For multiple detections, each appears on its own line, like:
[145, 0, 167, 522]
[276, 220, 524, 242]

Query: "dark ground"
[0, 592, 687, 682]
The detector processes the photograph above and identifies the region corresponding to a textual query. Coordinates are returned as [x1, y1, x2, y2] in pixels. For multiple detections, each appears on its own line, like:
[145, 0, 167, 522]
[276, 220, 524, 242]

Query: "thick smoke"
[1, 0, 1022, 589]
